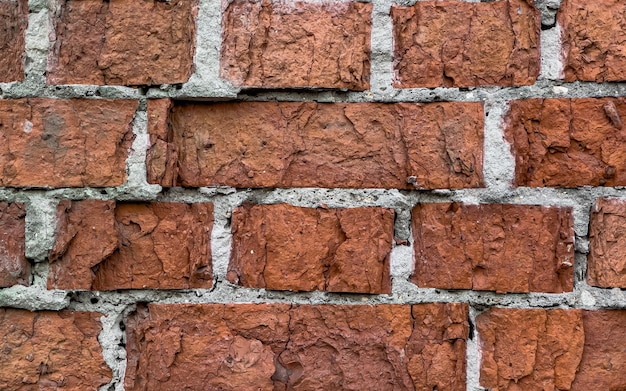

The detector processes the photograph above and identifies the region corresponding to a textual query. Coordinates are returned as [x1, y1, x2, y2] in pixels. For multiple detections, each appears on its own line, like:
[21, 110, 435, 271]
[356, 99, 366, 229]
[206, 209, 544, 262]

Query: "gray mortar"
[0, 0, 625, 389]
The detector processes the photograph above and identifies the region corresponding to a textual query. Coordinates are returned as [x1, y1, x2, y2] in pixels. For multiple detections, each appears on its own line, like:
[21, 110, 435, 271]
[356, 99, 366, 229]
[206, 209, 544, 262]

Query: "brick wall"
[1, 0, 626, 389]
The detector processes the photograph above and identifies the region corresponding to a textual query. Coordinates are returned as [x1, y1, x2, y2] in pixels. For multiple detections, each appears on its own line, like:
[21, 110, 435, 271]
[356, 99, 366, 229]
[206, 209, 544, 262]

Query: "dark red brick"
[0, 0, 27, 82]
[0, 202, 28, 287]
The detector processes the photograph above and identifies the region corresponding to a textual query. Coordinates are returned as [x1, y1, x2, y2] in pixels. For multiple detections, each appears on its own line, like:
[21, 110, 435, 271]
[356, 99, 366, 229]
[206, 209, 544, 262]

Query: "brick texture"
[0, 309, 111, 390]
[588, 198, 626, 288]
[478, 308, 626, 390]
[147, 100, 484, 189]
[47, 0, 197, 86]
[0, 202, 28, 287]
[221, 0, 372, 90]
[559, 0, 626, 82]
[505, 98, 626, 187]
[391, 0, 540, 88]
[227, 204, 393, 294]
[48, 200, 213, 290]
[411, 203, 574, 293]
[0, 98, 136, 188]
[0, 0, 27, 83]
[125, 303, 468, 390]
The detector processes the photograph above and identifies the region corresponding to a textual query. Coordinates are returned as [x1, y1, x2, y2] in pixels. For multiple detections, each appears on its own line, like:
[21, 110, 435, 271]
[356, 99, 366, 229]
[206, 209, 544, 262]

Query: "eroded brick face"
[228, 204, 393, 294]
[391, 0, 540, 88]
[47, 0, 197, 85]
[125, 303, 468, 391]
[0, 98, 136, 188]
[147, 100, 484, 189]
[559, 0, 626, 82]
[411, 203, 574, 293]
[505, 98, 626, 187]
[0, 202, 28, 288]
[0, 309, 112, 390]
[221, 0, 372, 90]
[588, 198, 626, 288]
[0, 0, 27, 82]
[48, 200, 213, 290]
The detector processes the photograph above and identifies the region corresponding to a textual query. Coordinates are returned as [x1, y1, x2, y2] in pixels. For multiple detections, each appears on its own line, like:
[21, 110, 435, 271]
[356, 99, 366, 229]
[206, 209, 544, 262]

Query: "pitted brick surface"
[0, 0, 27, 83]
[221, 0, 372, 90]
[228, 204, 393, 294]
[411, 203, 574, 293]
[147, 101, 484, 189]
[0, 202, 28, 288]
[392, 0, 540, 88]
[588, 198, 626, 288]
[48, 200, 213, 290]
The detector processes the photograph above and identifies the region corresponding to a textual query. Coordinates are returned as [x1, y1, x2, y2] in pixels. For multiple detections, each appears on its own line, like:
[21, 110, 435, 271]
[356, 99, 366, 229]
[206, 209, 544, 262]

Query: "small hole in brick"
[90, 298, 99, 304]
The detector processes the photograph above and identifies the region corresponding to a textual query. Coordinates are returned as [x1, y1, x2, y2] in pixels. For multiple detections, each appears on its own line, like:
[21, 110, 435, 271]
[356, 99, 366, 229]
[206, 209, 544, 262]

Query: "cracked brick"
[0, 0, 27, 82]
[0, 98, 136, 188]
[505, 98, 626, 187]
[47, 0, 198, 86]
[146, 100, 484, 189]
[48, 200, 213, 290]
[0, 202, 28, 288]
[588, 198, 626, 288]
[0, 309, 111, 390]
[227, 203, 394, 294]
[391, 0, 540, 88]
[125, 303, 468, 390]
[221, 0, 372, 90]
[411, 203, 574, 293]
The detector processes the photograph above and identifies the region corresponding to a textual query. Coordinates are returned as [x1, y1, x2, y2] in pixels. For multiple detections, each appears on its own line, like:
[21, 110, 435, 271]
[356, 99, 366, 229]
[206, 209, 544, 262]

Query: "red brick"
[505, 98, 626, 187]
[0, 308, 111, 390]
[0, 0, 27, 82]
[125, 303, 468, 390]
[147, 101, 484, 189]
[477, 308, 584, 390]
[411, 203, 574, 293]
[0, 202, 28, 287]
[588, 198, 626, 288]
[391, 0, 540, 88]
[0, 98, 136, 187]
[227, 204, 393, 294]
[48, 200, 213, 290]
[47, 0, 197, 86]
[559, 0, 626, 82]
[221, 0, 372, 90]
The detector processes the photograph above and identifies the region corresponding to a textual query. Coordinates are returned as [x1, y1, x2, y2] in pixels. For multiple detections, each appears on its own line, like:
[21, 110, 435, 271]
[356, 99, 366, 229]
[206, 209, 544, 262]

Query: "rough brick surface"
[0, 98, 136, 187]
[147, 101, 484, 189]
[48, 200, 213, 290]
[571, 310, 626, 390]
[228, 204, 393, 294]
[221, 0, 372, 90]
[505, 98, 626, 187]
[0, 202, 28, 287]
[411, 203, 574, 293]
[125, 303, 468, 390]
[477, 308, 584, 390]
[588, 198, 626, 288]
[47, 0, 197, 85]
[391, 0, 540, 88]
[0, 0, 27, 83]
[559, 0, 626, 82]
[0, 308, 112, 390]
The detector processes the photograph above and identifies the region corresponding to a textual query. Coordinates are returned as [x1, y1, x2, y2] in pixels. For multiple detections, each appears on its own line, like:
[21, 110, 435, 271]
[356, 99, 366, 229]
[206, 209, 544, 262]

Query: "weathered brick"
[48, 200, 213, 290]
[588, 198, 626, 288]
[411, 203, 574, 293]
[147, 101, 484, 189]
[391, 0, 540, 88]
[0, 202, 28, 287]
[221, 0, 372, 90]
[505, 98, 626, 187]
[559, 0, 626, 82]
[125, 303, 468, 390]
[0, 0, 27, 82]
[47, 0, 197, 85]
[0, 98, 136, 187]
[227, 204, 393, 294]
[0, 308, 111, 390]
[477, 308, 584, 390]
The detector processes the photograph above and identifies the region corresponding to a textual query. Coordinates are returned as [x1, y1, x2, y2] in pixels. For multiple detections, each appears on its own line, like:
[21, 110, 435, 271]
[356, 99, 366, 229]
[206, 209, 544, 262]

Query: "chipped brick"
[0, 202, 28, 287]
[588, 198, 626, 288]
